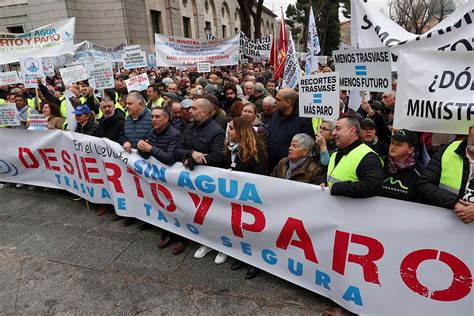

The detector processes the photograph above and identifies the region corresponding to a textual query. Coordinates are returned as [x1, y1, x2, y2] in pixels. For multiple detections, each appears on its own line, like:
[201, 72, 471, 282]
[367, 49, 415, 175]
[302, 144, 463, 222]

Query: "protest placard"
[239, 32, 272, 60]
[155, 33, 240, 67]
[0, 103, 20, 126]
[299, 72, 340, 120]
[394, 50, 472, 135]
[20, 57, 44, 78]
[0, 71, 21, 85]
[59, 65, 88, 86]
[197, 62, 211, 73]
[122, 46, 147, 69]
[73, 41, 126, 63]
[43, 63, 55, 77]
[282, 32, 300, 89]
[0, 18, 75, 65]
[27, 114, 48, 130]
[148, 53, 156, 68]
[125, 73, 150, 92]
[333, 47, 392, 92]
[86, 61, 114, 90]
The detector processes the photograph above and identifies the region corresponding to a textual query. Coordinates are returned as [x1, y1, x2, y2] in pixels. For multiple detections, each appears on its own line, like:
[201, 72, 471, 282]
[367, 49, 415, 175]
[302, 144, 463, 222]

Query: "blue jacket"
[139, 123, 181, 166]
[267, 106, 315, 169]
[119, 109, 152, 148]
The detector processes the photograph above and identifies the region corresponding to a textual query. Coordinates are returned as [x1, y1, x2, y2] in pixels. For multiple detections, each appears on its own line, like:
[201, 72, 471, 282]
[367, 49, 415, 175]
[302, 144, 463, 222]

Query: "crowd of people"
[0, 61, 473, 280]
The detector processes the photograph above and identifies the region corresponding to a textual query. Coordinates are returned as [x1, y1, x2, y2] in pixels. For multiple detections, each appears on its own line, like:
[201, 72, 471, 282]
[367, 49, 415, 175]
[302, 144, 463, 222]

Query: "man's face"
[115, 80, 124, 90]
[389, 140, 413, 161]
[360, 126, 376, 144]
[275, 91, 290, 113]
[167, 84, 178, 93]
[189, 101, 207, 124]
[332, 118, 356, 149]
[151, 109, 168, 131]
[146, 87, 159, 101]
[266, 82, 275, 93]
[100, 101, 115, 118]
[247, 75, 256, 83]
[244, 83, 254, 96]
[125, 96, 142, 117]
[381, 92, 395, 109]
[170, 103, 182, 119]
[241, 105, 256, 121]
[181, 108, 191, 122]
[81, 86, 93, 97]
[225, 88, 236, 100]
[75, 113, 88, 125]
[262, 101, 275, 116]
[14, 96, 26, 110]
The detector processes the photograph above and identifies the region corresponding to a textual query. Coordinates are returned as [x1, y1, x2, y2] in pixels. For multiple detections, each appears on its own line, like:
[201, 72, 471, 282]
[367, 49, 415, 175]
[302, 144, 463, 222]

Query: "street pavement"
[0, 185, 342, 315]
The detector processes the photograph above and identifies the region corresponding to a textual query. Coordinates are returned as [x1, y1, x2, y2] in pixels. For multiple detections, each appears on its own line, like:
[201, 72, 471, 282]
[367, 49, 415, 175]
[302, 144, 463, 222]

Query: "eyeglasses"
[320, 127, 331, 132]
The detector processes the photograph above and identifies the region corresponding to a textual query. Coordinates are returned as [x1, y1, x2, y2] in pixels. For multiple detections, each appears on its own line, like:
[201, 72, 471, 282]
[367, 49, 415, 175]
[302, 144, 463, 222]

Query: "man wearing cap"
[74, 105, 98, 136]
[417, 126, 474, 224]
[179, 98, 193, 131]
[359, 117, 389, 157]
[382, 129, 420, 202]
[325, 114, 384, 198]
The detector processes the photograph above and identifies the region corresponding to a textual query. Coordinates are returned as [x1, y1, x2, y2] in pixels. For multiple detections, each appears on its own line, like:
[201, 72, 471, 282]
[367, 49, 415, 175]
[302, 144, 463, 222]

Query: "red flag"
[272, 8, 288, 81]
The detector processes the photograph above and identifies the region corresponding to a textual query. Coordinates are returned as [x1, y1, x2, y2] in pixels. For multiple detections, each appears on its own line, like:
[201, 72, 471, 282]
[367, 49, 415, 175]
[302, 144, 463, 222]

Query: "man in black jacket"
[73, 105, 98, 136]
[417, 126, 474, 224]
[96, 97, 125, 142]
[325, 115, 384, 198]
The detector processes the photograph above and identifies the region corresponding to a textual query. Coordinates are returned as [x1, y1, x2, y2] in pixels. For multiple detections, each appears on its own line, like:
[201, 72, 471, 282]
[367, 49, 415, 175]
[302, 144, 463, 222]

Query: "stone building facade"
[0, 0, 276, 53]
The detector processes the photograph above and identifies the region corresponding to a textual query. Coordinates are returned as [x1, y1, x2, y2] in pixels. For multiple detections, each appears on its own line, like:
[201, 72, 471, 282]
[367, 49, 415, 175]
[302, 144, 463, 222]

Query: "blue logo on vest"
[313, 93, 322, 104]
[355, 65, 367, 76]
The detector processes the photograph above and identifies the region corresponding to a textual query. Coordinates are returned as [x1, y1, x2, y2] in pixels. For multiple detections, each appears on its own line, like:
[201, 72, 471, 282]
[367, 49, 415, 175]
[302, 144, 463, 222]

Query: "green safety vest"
[0, 98, 5, 105]
[59, 96, 67, 118]
[440, 141, 463, 194]
[312, 118, 323, 135]
[327, 143, 382, 187]
[27, 97, 41, 110]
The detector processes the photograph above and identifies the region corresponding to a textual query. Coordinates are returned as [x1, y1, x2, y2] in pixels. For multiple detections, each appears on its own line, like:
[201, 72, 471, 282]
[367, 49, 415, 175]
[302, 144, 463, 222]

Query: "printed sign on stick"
[299, 72, 340, 120]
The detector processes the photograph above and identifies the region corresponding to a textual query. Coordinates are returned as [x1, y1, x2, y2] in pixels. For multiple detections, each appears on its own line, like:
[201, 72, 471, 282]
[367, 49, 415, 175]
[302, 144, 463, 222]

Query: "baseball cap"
[392, 129, 418, 148]
[360, 117, 376, 128]
[180, 99, 193, 109]
[162, 77, 174, 86]
[163, 92, 179, 101]
[72, 105, 91, 115]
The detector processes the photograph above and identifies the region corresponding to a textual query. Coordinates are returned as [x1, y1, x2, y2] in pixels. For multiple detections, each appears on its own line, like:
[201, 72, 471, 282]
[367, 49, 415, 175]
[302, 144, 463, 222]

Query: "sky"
[265, 0, 391, 21]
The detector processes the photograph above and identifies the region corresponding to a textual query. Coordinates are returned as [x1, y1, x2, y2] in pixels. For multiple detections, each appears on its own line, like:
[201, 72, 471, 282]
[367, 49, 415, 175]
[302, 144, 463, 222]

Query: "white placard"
[155, 33, 240, 67]
[196, 62, 211, 73]
[27, 114, 48, 130]
[299, 72, 340, 120]
[393, 50, 473, 135]
[0, 71, 21, 85]
[0, 103, 20, 126]
[148, 53, 156, 68]
[125, 73, 150, 92]
[86, 61, 114, 90]
[239, 32, 272, 60]
[122, 46, 147, 70]
[20, 57, 44, 78]
[333, 47, 392, 92]
[59, 65, 88, 86]
[0, 18, 75, 65]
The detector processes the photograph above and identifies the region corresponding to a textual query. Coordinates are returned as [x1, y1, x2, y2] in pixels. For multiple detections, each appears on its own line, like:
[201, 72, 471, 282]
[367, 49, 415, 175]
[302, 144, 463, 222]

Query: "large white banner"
[239, 32, 272, 60]
[0, 18, 75, 65]
[394, 50, 472, 135]
[155, 34, 240, 67]
[0, 129, 472, 315]
[73, 41, 126, 63]
[351, 0, 474, 69]
[305, 7, 321, 75]
[333, 47, 392, 92]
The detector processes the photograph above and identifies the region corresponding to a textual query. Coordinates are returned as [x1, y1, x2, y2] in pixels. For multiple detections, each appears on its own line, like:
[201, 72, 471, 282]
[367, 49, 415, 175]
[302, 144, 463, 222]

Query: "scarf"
[228, 141, 239, 167]
[388, 152, 416, 175]
[286, 157, 308, 180]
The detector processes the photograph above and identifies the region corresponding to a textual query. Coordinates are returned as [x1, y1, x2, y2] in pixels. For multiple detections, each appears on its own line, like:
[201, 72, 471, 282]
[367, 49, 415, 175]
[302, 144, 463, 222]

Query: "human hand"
[315, 133, 327, 148]
[454, 200, 474, 224]
[361, 101, 372, 114]
[191, 151, 208, 164]
[137, 140, 152, 153]
[123, 141, 132, 153]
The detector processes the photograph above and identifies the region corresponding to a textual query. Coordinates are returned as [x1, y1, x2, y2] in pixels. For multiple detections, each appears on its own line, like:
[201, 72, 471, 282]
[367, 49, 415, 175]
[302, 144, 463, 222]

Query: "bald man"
[267, 88, 315, 169]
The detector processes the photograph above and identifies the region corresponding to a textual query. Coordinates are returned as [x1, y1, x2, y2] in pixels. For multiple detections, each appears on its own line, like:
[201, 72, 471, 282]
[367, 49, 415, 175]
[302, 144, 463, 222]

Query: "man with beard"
[96, 96, 125, 142]
[417, 126, 474, 224]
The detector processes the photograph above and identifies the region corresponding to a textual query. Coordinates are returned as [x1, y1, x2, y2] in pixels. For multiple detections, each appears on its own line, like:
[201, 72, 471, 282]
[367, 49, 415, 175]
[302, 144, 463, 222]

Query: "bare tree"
[238, 0, 264, 39]
[389, 0, 455, 34]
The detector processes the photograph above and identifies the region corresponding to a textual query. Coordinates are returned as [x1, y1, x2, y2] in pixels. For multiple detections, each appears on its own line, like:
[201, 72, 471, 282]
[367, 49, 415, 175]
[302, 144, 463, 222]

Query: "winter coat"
[382, 156, 420, 202]
[96, 109, 125, 142]
[118, 108, 152, 148]
[225, 143, 268, 175]
[271, 157, 325, 185]
[75, 117, 98, 136]
[139, 124, 181, 166]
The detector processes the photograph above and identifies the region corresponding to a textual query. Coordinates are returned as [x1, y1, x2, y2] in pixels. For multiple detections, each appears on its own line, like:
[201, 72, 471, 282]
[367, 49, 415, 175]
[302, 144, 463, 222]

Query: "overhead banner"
[0, 103, 20, 126]
[73, 41, 126, 63]
[333, 47, 392, 92]
[0, 71, 21, 85]
[0, 129, 472, 315]
[59, 65, 88, 86]
[155, 33, 240, 67]
[393, 50, 472, 135]
[86, 61, 114, 90]
[0, 18, 75, 65]
[125, 73, 150, 92]
[239, 32, 272, 60]
[122, 45, 147, 70]
[299, 72, 340, 120]
[351, 0, 474, 70]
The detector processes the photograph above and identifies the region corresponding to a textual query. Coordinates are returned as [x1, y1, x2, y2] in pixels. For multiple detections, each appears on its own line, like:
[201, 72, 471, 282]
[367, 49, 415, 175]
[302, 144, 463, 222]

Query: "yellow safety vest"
[327, 143, 381, 187]
[312, 118, 323, 135]
[0, 98, 6, 105]
[440, 141, 463, 194]
[59, 96, 67, 118]
[27, 97, 41, 110]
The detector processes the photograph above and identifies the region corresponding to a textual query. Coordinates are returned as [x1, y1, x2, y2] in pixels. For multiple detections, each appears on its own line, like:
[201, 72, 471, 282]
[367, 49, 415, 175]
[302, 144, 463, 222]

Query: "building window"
[6, 25, 24, 33]
[150, 10, 162, 34]
[222, 25, 227, 38]
[183, 17, 192, 38]
[235, 28, 238, 34]
[205, 21, 212, 33]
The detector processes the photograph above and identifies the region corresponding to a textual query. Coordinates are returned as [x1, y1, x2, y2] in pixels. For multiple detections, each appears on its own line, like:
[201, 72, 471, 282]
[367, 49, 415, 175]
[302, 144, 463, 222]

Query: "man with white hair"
[252, 82, 268, 113]
[261, 95, 277, 124]
[417, 125, 474, 224]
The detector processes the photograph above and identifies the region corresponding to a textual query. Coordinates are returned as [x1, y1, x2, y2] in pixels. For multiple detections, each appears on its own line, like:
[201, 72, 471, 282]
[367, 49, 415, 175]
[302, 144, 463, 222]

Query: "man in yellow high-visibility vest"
[417, 125, 474, 224]
[325, 114, 384, 198]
